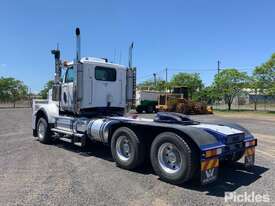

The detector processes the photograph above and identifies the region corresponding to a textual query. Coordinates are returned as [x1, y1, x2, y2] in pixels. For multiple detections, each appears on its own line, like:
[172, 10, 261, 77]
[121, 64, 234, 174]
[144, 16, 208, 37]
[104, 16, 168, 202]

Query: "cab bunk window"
[95, 66, 116, 81]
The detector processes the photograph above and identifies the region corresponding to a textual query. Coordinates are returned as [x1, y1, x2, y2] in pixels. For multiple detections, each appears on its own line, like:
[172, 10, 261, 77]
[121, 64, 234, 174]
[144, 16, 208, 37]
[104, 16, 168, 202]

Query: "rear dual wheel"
[111, 128, 198, 184]
[150, 132, 197, 184]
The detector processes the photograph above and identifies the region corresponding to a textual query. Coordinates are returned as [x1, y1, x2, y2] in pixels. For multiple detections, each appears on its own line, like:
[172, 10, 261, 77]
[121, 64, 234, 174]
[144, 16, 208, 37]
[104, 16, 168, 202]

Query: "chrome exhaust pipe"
[75, 28, 81, 62]
[75, 28, 82, 114]
[51, 48, 62, 101]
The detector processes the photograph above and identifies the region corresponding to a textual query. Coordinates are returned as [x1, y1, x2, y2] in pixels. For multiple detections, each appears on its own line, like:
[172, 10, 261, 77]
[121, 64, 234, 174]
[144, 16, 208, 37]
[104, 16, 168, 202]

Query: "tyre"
[146, 105, 154, 113]
[176, 103, 188, 114]
[36, 117, 52, 144]
[150, 132, 197, 184]
[111, 127, 145, 170]
[136, 106, 143, 113]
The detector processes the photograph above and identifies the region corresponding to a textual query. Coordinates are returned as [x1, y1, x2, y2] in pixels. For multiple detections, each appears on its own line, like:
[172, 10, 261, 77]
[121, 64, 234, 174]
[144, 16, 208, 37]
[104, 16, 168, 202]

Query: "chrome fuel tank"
[87, 119, 118, 143]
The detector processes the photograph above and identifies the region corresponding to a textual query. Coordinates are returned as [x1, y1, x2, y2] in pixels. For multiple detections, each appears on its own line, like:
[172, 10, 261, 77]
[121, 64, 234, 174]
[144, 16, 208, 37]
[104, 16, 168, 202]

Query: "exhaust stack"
[51, 48, 61, 84]
[75, 28, 83, 114]
[51, 47, 62, 101]
[75, 28, 81, 61]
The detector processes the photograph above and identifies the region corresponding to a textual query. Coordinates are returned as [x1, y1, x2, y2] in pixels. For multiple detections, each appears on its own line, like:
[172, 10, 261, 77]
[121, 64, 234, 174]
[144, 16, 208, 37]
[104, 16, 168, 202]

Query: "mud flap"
[201, 158, 219, 185]
[244, 147, 255, 167]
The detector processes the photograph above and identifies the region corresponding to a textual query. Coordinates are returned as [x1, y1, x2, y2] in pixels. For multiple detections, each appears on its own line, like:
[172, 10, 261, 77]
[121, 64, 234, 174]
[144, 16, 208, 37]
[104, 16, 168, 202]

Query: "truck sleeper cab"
[32, 28, 256, 185]
[60, 57, 128, 116]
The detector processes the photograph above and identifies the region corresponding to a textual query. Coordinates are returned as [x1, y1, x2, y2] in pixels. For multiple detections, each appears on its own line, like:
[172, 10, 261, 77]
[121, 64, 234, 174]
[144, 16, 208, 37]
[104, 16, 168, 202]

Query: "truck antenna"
[75, 27, 81, 62]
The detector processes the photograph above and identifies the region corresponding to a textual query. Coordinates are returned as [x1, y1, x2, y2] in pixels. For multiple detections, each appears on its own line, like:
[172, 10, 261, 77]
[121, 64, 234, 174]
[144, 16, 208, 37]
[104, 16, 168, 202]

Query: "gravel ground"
[0, 108, 274, 206]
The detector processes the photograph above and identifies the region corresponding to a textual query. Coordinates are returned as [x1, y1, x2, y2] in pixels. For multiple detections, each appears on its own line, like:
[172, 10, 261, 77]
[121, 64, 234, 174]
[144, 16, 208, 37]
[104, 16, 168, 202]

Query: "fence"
[2, 97, 275, 112]
[213, 102, 275, 112]
[0, 100, 32, 108]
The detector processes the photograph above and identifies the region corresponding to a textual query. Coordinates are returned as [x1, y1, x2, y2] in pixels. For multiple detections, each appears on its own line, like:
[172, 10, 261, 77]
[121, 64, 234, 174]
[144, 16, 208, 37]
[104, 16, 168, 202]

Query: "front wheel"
[36, 117, 52, 144]
[111, 127, 145, 170]
[150, 132, 197, 184]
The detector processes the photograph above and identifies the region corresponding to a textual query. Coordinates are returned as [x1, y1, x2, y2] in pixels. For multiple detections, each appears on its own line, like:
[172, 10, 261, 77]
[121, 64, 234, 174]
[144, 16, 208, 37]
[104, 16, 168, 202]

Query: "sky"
[0, 0, 274, 93]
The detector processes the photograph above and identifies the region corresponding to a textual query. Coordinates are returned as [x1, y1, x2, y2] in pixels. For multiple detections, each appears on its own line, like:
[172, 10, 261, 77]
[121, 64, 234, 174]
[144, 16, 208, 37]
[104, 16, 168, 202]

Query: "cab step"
[51, 128, 84, 138]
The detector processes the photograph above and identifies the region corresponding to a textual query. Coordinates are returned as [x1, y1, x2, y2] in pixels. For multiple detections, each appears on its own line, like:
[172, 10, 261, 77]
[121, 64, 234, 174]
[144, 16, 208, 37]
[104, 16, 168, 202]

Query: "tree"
[250, 53, 275, 110]
[0, 77, 28, 107]
[39, 80, 54, 99]
[249, 71, 269, 111]
[193, 86, 218, 104]
[155, 80, 169, 91]
[137, 78, 168, 91]
[253, 53, 275, 94]
[170, 73, 203, 99]
[213, 68, 249, 110]
[262, 53, 275, 94]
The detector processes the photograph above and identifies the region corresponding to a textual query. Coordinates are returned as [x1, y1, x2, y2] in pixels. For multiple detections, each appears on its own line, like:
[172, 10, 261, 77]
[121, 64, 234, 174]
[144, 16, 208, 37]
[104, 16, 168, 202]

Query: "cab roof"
[64, 57, 127, 69]
[80, 57, 127, 68]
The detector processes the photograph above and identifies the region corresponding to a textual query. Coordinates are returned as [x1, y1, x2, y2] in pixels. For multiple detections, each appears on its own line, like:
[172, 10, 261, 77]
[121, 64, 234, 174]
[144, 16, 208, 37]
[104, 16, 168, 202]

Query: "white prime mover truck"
[32, 28, 257, 185]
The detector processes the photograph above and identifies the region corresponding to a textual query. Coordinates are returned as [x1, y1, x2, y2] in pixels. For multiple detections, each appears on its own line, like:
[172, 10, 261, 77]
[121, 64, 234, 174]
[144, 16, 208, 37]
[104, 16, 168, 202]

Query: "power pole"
[165, 68, 168, 93]
[217, 60, 221, 74]
[165, 68, 168, 83]
[153, 73, 157, 87]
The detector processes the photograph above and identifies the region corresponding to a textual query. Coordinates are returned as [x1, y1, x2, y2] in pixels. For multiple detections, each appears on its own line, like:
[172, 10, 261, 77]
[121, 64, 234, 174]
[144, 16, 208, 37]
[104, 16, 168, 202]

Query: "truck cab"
[59, 57, 130, 116]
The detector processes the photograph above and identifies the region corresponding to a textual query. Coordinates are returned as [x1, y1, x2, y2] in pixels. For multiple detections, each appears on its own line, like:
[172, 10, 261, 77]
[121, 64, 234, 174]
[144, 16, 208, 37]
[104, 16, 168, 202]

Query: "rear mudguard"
[108, 117, 223, 185]
[202, 120, 255, 140]
[108, 117, 223, 150]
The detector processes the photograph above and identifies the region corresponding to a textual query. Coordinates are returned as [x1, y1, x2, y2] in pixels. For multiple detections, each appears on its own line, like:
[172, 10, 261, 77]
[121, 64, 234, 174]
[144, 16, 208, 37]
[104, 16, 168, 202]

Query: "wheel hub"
[167, 152, 177, 164]
[123, 142, 130, 154]
[116, 136, 131, 161]
[158, 143, 182, 174]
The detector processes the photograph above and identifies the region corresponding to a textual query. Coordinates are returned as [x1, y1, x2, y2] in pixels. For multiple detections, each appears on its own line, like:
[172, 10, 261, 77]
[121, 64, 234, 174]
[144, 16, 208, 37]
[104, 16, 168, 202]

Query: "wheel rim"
[38, 121, 46, 140]
[158, 143, 182, 174]
[116, 136, 131, 162]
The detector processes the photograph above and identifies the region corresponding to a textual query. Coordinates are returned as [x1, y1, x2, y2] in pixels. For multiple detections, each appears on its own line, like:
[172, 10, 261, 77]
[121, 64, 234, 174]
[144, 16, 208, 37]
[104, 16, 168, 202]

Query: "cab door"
[61, 66, 75, 111]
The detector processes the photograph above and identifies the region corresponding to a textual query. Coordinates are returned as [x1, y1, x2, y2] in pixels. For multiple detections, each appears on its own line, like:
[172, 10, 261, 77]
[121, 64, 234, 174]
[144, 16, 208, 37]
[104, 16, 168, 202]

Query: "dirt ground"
[215, 111, 275, 121]
[0, 108, 274, 206]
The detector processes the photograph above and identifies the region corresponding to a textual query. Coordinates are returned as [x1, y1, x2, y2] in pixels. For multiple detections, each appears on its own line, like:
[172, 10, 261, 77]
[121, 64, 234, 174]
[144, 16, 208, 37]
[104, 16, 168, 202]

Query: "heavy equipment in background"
[135, 90, 163, 113]
[32, 28, 257, 185]
[156, 86, 213, 114]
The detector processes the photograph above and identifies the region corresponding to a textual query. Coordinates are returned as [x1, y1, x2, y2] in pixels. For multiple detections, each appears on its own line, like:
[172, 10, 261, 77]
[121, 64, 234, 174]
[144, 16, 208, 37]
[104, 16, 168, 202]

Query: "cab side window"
[65, 67, 75, 83]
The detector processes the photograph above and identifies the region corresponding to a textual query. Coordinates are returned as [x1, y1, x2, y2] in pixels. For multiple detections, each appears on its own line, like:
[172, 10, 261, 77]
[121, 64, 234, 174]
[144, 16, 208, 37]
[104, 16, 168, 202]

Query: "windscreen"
[95, 66, 116, 81]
